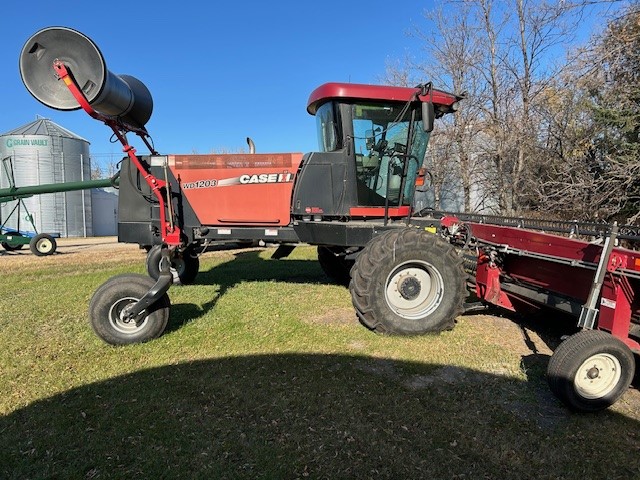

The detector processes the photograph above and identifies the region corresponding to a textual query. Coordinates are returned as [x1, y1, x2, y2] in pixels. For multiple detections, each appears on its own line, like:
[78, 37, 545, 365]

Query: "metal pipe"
[247, 137, 256, 154]
[0, 175, 119, 203]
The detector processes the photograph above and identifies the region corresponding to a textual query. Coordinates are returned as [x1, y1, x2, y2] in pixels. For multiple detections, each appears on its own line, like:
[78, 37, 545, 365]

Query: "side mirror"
[422, 102, 435, 133]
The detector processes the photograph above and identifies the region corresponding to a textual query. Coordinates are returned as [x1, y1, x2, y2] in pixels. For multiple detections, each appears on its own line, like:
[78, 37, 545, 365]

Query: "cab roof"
[307, 82, 461, 115]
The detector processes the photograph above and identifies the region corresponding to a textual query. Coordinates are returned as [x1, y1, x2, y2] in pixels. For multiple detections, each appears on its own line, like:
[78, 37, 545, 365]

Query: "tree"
[589, 5, 640, 221]
[521, 4, 640, 222]
[387, 0, 625, 218]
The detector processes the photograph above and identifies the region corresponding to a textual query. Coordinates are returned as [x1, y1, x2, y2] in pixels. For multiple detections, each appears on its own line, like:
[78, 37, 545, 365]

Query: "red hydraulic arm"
[53, 60, 183, 247]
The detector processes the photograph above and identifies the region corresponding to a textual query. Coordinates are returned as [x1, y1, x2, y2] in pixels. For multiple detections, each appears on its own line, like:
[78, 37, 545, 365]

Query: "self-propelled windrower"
[19, 26, 640, 413]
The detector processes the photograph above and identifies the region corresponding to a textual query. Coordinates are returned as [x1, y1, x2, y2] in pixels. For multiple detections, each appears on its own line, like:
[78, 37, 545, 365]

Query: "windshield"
[352, 103, 430, 207]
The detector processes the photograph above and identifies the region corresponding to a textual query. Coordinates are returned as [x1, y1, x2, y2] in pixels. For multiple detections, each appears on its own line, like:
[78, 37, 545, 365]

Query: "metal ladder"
[50, 136, 66, 235]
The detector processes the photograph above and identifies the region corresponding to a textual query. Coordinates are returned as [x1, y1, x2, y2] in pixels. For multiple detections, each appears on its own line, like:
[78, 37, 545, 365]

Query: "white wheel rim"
[385, 260, 444, 319]
[158, 255, 185, 278]
[574, 353, 622, 399]
[108, 297, 147, 334]
[38, 238, 53, 253]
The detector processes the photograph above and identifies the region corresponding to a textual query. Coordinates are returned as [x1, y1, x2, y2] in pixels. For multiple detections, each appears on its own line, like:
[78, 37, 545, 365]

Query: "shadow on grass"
[1, 353, 639, 479]
[197, 250, 330, 287]
[165, 250, 332, 334]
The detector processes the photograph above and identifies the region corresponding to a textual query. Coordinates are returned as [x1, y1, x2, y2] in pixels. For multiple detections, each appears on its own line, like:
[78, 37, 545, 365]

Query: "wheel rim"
[37, 238, 53, 253]
[574, 353, 622, 400]
[171, 257, 186, 276]
[385, 260, 444, 319]
[108, 297, 147, 335]
[157, 255, 185, 276]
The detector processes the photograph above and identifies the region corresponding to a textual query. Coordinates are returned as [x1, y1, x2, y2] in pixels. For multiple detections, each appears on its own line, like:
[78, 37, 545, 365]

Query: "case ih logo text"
[182, 172, 294, 190]
[239, 172, 293, 184]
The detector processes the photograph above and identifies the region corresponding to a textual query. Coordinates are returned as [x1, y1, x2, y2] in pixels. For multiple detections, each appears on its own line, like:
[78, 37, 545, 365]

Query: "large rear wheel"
[89, 273, 171, 345]
[350, 228, 466, 335]
[547, 329, 635, 412]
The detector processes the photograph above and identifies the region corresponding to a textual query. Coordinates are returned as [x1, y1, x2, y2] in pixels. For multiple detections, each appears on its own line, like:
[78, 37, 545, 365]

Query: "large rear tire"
[349, 228, 466, 335]
[89, 273, 171, 345]
[317, 246, 356, 286]
[29, 233, 57, 256]
[146, 245, 200, 285]
[547, 330, 635, 412]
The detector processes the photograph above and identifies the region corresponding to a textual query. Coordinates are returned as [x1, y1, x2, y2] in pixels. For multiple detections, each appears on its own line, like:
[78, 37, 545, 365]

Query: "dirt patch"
[0, 237, 251, 270]
[0, 236, 144, 269]
[463, 313, 555, 356]
[306, 308, 358, 326]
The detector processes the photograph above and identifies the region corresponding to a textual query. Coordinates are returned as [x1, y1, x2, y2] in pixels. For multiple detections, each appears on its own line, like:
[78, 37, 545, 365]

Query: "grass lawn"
[1, 245, 639, 479]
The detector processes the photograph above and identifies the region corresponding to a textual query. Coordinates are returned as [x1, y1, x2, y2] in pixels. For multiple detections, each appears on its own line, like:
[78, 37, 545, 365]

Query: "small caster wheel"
[89, 273, 171, 345]
[146, 245, 200, 285]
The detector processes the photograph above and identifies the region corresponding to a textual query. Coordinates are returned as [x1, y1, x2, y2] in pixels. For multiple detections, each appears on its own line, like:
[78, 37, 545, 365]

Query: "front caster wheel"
[89, 273, 171, 345]
[29, 233, 57, 256]
[547, 330, 635, 412]
[349, 228, 466, 335]
[146, 245, 200, 285]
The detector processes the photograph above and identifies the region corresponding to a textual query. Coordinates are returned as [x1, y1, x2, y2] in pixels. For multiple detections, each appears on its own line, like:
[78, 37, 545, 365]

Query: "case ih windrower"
[19, 27, 640, 412]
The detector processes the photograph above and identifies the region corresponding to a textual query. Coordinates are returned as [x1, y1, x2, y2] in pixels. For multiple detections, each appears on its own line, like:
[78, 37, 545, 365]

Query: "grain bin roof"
[1, 118, 88, 142]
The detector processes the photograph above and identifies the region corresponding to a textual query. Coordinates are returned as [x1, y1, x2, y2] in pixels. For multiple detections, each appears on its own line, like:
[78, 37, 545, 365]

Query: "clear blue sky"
[0, 1, 431, 166]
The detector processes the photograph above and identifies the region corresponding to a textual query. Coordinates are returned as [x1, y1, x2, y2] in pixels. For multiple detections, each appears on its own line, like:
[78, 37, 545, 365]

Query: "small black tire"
[1, 232, 25, 251]
[317, 246, 356, 286]
[349, 228, 466, 335]
[88, 273, 171, 345]
[29, 233, 57, 256]
[547, 330, 635, 412]
[146, 245, 200, 285]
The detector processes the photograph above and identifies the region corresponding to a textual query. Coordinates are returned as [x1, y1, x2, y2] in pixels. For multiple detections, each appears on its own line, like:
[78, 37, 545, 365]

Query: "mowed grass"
[1, 245, 639, 479]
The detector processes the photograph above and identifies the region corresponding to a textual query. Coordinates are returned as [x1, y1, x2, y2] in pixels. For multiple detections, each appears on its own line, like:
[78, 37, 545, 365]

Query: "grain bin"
[91, 187, 118, 236]
[0, 118, 93, 236]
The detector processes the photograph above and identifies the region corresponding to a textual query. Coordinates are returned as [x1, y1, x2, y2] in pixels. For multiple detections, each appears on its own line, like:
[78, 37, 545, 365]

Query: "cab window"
[315, 102, 339, 152]
[352, 103, 430, 207]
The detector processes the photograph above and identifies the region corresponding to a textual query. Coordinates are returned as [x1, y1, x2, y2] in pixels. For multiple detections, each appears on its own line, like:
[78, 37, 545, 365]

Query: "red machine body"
[168, 153, 303, 227]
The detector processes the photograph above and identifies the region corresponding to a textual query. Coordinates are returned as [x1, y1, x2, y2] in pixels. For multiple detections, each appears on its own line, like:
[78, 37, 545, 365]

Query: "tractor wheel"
[1, 232, 25, 251]
[317, 246, 356, 286]
[88, 273, 171, 345]
[547, 330, 635, 412]
[146, 245, 200, 285]
[29, 233, 57, 256]
[349, 228, 466, 335]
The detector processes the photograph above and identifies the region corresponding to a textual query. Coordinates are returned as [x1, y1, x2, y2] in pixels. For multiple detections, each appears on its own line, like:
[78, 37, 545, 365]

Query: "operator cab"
[292, 82, 460, 222]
